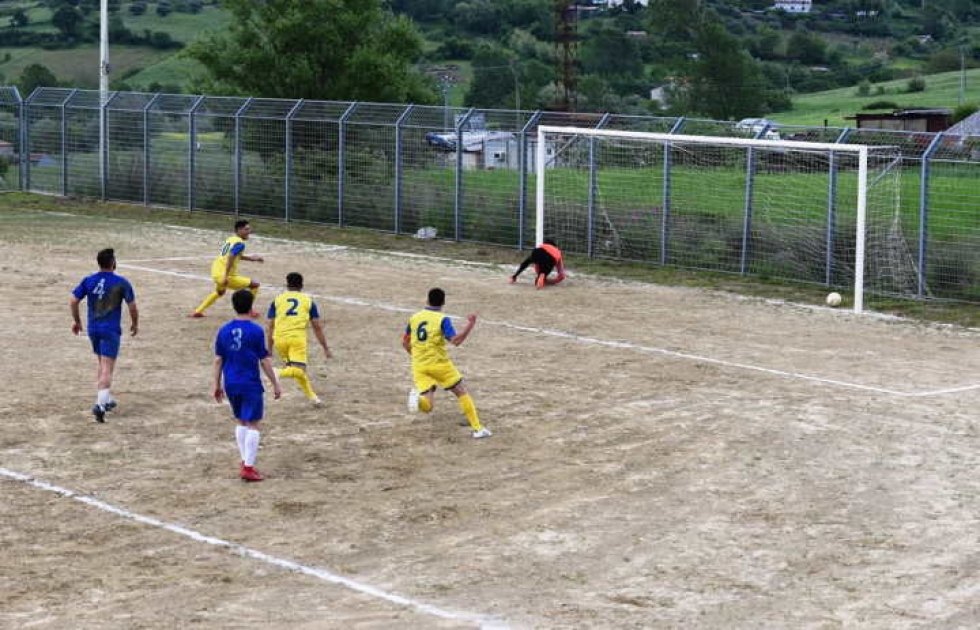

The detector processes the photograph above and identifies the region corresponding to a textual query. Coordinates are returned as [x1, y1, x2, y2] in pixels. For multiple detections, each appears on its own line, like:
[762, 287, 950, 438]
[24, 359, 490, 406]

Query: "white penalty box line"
[0, 468, 506, 629]
[118, 262, 979, 399]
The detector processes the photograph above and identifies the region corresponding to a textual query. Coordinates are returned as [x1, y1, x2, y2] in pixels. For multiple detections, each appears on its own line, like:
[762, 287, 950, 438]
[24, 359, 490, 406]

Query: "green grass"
[121, 6, 232, 44]
[0, 45, 174, 90]
[774, 68, 980, 127]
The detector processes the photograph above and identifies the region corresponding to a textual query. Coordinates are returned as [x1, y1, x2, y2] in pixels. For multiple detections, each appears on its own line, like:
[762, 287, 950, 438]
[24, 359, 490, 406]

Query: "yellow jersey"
[211, 235, 247, 277]
[268, 291, 319, 339]
[406, 308, 457, 368]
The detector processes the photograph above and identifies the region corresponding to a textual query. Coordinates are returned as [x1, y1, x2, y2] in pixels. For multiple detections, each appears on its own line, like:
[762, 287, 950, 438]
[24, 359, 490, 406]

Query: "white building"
[771, 0, 812, 13]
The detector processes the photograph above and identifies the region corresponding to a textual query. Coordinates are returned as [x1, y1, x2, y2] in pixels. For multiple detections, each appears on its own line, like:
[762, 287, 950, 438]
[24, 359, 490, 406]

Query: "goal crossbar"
[535, 125, 896, 313]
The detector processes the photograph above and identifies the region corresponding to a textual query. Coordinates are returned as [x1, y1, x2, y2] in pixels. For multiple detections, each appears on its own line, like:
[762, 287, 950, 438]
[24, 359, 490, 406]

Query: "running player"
[266, 272, 332, 406]
[403, 288, 491, 439]
[213, 289, 282, 482]
[70, 248, 139, 423]
[510, 238, 566, 289]
[191, 219, 263, 318]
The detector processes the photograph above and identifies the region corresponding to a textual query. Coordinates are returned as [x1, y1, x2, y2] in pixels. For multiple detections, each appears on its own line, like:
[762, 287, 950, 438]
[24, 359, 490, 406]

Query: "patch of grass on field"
[1, 191, 976, 328]
[774, 68, 980, 127]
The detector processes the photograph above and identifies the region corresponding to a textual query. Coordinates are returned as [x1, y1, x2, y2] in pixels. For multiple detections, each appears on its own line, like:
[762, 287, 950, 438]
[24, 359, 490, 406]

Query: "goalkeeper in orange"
[266, 272, 332, 406]
[403, 288, 491, 439]
[191, 219, 263, 317]
[509, 238, 566, 289]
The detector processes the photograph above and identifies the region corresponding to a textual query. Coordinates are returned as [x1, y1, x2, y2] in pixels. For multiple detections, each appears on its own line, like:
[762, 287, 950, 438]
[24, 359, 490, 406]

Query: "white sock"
[244, 429, 261, 467]
[97, 389, 111, 406]
[235, 426, 248, 462]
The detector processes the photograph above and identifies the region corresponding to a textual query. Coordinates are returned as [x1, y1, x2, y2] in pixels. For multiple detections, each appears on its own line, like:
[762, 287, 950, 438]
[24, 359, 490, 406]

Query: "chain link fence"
[1, 86, 977, 302]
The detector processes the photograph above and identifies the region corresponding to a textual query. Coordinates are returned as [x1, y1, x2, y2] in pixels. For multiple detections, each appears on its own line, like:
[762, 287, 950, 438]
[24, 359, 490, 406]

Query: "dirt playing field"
[1, 207, 979, 629]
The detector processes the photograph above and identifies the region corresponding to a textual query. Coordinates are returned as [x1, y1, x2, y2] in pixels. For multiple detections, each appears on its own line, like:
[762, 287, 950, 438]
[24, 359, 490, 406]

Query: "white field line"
[118, 263, 979, 399]
[0, 467, 506, 630]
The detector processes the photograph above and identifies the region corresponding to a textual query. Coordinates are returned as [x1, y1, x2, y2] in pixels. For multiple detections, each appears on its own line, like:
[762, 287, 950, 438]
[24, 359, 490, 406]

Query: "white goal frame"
[535, 125, 880, 313]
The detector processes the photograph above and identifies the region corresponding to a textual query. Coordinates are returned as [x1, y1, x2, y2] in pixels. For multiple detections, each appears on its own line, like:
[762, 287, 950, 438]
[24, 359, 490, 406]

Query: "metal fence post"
[518, 111, 543, 250]
[61, 89, 77, 196]
[661, 117, 685, 265]
[187, 96, 205, 211]
[233, 98, 251, 216]
[826, 129, 851, 285]
[284, 99, 303, 222]
[14, 87, 25, 191]
[918, 132, 944, 298]
[101, 91, 121, 201]
[142, 93, 160, 206]
[454, 108, 475, 241]
[393, 104, 414, 234]
[337, 102, 358, 227]
[740, 124, 771, 274]
[587, 113, 612, 258]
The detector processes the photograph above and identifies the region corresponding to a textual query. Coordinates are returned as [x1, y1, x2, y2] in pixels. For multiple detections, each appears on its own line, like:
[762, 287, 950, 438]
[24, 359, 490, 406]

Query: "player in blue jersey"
[213, 289, 282, 482]
[70, 248, 139, 423]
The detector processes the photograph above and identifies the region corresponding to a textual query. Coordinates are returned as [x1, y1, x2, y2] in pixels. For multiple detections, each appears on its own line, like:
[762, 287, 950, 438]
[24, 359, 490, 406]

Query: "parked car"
[734, 118, 781, 140]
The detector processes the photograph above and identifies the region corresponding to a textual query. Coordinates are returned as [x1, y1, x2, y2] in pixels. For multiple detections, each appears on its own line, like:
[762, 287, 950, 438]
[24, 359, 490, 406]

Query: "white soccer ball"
[825, 292, 842, 307]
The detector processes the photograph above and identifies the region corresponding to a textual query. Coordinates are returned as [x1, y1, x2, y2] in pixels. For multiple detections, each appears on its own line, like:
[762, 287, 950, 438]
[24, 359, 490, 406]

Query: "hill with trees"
[0, 0, 977, 121]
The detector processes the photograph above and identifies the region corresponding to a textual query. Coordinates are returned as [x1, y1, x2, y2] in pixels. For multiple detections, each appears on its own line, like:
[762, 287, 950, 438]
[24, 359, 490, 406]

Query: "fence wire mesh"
[3, 86, 978, 302]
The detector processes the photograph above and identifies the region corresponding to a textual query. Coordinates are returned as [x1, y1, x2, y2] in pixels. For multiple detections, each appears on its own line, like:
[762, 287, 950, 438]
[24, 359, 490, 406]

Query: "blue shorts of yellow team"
[89, 331, 121, 359]
[227, 391, 263, 422]
[412, 361, 463, 392]
[274, 336, 308, 365]
[212, 273, 252, 291]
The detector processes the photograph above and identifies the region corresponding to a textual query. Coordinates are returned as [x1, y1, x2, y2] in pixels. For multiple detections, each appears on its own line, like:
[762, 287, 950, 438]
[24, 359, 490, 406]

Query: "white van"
[735, 118, 780, 140]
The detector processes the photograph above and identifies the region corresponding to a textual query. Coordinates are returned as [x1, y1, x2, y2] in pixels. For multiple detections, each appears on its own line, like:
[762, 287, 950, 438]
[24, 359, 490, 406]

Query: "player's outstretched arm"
[128, 302, 139, 336]
[311, 320, 332, 358]
[212, 357, 225, 402]
[69, 297, 83, 335]
[260, 357, 282, 399]
[450, 313, 477, 346]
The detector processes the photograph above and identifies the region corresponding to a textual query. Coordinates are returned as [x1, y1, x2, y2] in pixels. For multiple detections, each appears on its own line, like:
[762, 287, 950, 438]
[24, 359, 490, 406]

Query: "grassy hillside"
[772, 68, 980, 127]
[0, 45, 174, 89]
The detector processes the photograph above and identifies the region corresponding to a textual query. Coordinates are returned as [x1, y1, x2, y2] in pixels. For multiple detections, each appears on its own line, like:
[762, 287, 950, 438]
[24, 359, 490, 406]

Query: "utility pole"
[960, 44, 966, 106]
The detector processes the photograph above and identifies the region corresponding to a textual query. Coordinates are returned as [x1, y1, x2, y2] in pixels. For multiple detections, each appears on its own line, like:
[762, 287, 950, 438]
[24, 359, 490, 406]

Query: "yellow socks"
[195, 291, 221, 313]
[419, 396, 433, 413]
[457, 393, 482, 431]
[280, 366, 316, 399]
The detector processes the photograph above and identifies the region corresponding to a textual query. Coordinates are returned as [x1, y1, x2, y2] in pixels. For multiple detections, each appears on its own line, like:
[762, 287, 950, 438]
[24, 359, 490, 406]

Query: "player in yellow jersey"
[191, 220, 263, 318]
[266, 272, 332, 406]
[402, 288, 491, 439]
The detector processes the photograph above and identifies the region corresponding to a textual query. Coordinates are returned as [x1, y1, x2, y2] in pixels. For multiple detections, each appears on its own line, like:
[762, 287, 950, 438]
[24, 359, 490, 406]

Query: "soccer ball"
[825, 292, 842, 307]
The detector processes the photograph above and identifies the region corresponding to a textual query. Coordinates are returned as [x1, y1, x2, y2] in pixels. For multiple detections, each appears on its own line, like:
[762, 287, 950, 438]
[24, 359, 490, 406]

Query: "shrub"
[862, 100, 899, 110]
[855, 79, 871, 96]
[906, 76, 926, 93]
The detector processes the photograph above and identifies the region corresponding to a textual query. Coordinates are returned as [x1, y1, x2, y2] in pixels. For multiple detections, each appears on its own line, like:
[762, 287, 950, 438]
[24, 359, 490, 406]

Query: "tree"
[51, 5, 83, 39]
[9, 9, 29, 28]
[186, 0, 435, 103]
[19, 64, 59, 96]
[684, 20, 767, 120]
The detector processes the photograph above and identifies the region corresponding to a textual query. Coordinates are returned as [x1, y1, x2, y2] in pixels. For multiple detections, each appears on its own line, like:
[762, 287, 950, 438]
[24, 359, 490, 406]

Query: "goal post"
[535, 125, 903, 313]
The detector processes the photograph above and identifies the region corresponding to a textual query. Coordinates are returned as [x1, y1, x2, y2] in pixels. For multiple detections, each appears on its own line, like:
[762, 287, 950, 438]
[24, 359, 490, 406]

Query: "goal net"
[534, 125, 909, 313]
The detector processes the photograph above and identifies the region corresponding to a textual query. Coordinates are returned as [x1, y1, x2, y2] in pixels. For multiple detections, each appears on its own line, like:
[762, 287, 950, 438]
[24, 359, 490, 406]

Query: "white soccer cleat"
[310, 396, 323, 408]
[407, 389, 420, 413]
[472, 427, 492, 439]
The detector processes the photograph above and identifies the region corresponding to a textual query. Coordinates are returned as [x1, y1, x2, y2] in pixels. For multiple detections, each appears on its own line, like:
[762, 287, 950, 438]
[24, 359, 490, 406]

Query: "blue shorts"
[227, 391, 264, 423]
[89, 331, 121, 359]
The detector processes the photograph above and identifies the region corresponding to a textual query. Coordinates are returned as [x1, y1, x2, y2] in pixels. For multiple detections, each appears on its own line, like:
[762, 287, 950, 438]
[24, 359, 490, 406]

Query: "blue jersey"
[214, 319, 269, 394]
[72, 271, 135, 335]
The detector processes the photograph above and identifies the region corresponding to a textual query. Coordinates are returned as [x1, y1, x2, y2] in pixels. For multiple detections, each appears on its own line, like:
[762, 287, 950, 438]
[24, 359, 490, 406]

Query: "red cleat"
[535, 274, 546, 289]
[508, 276, 516, 284]
[240, 465, 264, 482]
[189, 311, 205, 318]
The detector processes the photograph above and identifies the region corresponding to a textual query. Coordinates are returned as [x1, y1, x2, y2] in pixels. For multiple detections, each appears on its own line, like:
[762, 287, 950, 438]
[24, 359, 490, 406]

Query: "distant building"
[945, 111, 980, 138]
[772, 0, 812, 13]
[849, 109, 952, 133]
